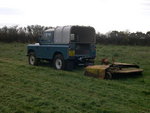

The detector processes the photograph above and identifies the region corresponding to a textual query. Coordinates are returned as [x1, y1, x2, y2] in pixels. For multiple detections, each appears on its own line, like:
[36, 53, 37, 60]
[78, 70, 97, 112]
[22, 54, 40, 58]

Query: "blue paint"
[27, 44, 69, 59]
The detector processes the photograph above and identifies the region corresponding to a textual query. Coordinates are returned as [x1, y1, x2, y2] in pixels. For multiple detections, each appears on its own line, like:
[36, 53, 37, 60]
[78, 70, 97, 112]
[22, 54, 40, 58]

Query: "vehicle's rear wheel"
[53, 54, 65, 70]
[65, 60, 74, 70]
[28, 52, 38, 66]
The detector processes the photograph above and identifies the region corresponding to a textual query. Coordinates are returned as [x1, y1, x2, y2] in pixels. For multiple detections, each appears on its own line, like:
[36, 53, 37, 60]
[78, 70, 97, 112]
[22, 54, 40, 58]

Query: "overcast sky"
[0, 0, 150, 33]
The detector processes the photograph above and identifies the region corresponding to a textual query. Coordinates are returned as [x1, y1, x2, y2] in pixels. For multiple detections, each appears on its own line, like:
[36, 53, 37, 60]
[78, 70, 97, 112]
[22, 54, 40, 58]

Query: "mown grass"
[0, 42, 150, 113]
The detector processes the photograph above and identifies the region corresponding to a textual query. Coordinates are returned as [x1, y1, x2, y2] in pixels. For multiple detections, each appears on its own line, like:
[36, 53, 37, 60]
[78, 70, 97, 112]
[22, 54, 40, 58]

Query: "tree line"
[0, 25, 53, 43]
[0, 25, 150, 46]
[96, 31, 150, 46]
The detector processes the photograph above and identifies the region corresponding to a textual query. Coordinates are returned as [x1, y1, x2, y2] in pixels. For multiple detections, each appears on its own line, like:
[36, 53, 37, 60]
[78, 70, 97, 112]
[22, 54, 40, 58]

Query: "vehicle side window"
[40, 32, 54, 44]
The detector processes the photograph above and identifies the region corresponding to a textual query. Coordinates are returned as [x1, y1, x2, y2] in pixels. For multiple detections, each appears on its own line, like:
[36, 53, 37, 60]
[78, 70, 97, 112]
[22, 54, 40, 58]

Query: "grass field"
[0, 43, 150, 113]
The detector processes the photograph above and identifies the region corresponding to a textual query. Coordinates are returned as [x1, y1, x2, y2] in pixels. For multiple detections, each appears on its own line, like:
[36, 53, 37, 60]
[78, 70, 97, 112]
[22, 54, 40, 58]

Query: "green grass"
[0, 42, 150, 113]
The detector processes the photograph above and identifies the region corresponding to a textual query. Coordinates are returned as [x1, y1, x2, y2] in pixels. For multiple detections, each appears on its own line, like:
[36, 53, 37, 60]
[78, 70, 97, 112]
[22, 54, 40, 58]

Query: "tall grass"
[0, 43, 150, 113]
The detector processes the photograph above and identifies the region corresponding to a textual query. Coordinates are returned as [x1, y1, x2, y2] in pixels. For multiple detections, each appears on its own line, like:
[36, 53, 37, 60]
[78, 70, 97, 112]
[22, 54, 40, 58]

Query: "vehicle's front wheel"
[28, 52, 38, 66]
[53, 54, 65, 70]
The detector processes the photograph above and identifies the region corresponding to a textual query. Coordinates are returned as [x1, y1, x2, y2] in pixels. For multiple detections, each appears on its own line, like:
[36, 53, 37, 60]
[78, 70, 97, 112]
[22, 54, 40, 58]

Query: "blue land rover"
[27, 26, 96, 70]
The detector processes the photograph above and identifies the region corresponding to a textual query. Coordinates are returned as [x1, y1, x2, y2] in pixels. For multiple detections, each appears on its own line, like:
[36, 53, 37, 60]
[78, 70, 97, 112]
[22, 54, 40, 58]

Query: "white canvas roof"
[53, 25, 95, 44]
[54, 26, 71, 44]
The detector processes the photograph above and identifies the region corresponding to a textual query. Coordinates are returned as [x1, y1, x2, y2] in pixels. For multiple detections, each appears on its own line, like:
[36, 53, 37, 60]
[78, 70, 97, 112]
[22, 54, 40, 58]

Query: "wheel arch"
[52, 51, 63, 59]
[28, 49, 35, 55]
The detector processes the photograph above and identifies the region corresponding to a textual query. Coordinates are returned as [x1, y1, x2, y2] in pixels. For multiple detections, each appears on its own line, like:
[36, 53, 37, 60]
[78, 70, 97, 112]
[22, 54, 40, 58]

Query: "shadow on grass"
[37, 60, 84, 71]
[111, 72, 143, 79]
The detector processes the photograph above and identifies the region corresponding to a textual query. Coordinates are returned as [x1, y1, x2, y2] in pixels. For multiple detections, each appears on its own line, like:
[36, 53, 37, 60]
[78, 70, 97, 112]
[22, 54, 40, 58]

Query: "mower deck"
[84, 62, 143, 79]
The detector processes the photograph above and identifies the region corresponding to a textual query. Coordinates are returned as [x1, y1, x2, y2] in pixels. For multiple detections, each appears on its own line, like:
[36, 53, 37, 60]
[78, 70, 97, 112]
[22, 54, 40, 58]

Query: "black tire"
[53, 54, 65, 70]
[28, 52, 39, 66]
[105, 72, 112, 80]
[65, 60, 74, 71]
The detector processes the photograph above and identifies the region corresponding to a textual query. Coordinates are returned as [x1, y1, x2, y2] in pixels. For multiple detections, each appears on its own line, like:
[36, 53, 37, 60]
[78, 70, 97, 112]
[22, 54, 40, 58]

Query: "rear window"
[71, 26, 95, 43]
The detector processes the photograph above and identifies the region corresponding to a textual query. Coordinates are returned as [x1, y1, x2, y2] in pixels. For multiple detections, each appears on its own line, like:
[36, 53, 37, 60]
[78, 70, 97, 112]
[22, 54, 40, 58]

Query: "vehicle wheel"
[105, 72, 112, 79]
[53, 54, 65, 70]
[65, 60, 74, 71]
[28, 52, 38, 66]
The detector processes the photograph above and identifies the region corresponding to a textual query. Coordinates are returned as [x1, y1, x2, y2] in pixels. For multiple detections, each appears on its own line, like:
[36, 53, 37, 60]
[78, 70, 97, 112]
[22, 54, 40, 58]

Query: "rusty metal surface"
[85, 65, 109, 79]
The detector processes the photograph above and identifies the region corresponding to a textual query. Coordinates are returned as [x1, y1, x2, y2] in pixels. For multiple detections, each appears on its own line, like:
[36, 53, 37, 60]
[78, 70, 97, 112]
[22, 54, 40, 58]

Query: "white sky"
[0, 0, 150, 33]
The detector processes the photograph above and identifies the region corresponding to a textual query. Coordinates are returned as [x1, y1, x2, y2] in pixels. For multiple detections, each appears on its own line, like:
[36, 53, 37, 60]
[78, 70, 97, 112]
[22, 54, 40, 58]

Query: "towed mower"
[84, 62, 143, 79]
